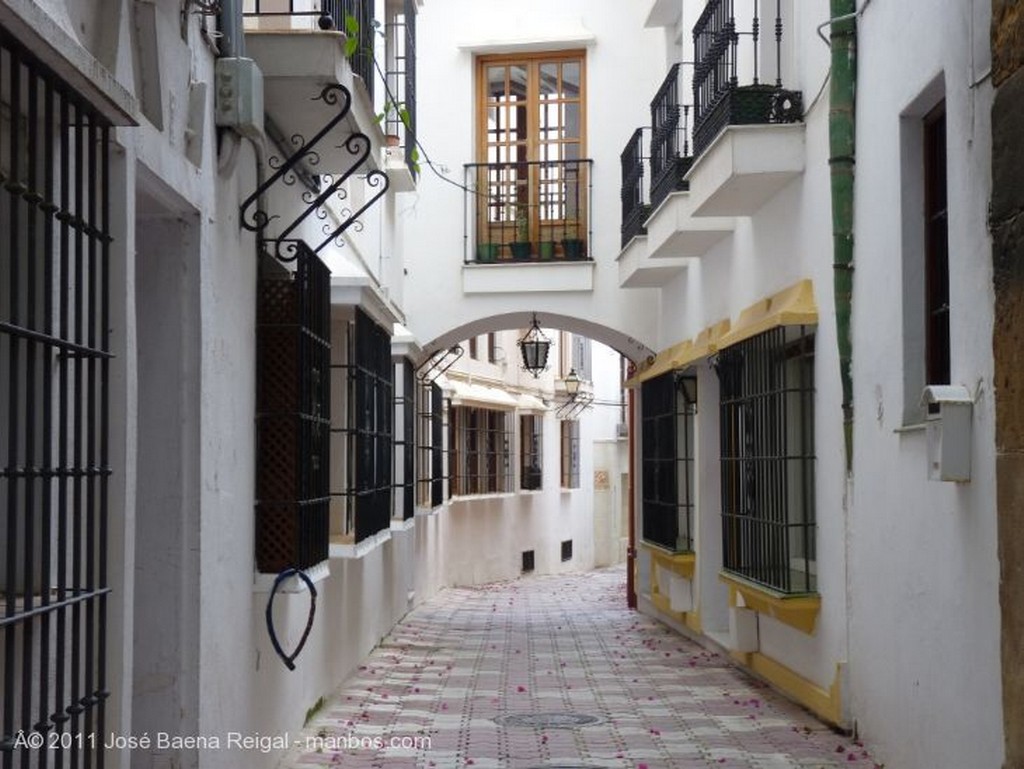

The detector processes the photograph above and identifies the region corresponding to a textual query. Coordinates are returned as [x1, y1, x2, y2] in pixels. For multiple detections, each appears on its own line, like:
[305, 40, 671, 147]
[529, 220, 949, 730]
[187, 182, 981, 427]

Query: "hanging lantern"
[564, 368, 582, 400]
[518, 314, 551, 377]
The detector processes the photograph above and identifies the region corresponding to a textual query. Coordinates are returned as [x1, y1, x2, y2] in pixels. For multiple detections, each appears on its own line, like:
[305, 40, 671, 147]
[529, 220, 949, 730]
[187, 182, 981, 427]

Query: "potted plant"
[476, 242, 501, 263]
[562, 237, 586, 260]
[538, 240, 556, 260]
[510, 203, 532, 261]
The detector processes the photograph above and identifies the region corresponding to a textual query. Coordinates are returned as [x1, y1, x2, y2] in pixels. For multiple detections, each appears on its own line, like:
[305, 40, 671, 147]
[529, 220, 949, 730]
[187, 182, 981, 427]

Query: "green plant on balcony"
[510, 203, 532, 261]
[342, 13, 421, 174]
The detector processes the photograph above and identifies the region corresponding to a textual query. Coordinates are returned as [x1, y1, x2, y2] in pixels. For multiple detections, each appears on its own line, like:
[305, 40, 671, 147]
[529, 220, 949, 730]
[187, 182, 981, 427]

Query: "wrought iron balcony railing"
[244, 0, 376, 103]
[649, 62, 694, 213]
[620, 128, 651, 249]
[464, 159, 593, 265]
[691, 0, 802, 156]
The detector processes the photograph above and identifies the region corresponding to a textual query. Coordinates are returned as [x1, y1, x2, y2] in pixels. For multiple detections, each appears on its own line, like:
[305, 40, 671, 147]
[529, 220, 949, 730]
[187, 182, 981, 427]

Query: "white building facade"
[0, 0, 1012, 768]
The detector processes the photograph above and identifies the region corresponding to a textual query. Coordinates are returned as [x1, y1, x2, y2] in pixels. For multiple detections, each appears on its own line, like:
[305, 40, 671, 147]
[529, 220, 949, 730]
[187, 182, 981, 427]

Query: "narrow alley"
[280, 568, 878, 769]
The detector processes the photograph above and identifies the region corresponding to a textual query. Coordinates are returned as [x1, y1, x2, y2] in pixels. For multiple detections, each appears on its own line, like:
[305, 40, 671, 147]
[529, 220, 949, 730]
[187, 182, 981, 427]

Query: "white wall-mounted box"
[922, 385, 973, 483]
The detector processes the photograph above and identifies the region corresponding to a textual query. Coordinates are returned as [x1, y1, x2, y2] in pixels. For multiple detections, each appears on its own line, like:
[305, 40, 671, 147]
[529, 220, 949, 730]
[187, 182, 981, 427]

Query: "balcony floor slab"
[686, 123, 805, 217]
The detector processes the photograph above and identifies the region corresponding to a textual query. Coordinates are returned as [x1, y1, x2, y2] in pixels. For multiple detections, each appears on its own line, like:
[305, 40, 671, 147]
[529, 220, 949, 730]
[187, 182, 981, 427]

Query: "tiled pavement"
[280, 567, 880, 769]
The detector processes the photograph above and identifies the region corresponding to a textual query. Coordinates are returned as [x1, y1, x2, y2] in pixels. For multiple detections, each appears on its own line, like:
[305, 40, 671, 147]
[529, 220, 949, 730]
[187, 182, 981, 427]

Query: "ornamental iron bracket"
[417, 345, 465, 383]
[239, 83, 390, 262]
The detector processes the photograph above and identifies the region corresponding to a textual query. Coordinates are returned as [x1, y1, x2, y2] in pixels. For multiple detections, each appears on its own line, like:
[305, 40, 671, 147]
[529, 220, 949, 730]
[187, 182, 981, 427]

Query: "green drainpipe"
[829, 1, 857, 472]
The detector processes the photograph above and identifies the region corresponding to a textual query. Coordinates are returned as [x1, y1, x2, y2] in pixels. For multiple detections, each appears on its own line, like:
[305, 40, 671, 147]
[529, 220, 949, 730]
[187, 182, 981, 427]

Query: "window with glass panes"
[476, 51, 586, 254]
[449, 406, 513, 495]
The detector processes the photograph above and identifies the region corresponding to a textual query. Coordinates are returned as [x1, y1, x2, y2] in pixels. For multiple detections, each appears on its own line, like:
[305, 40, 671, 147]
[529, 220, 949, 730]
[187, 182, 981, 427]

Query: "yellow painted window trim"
[642, 541, 696, 580]
[714, 278, 818, 351]
[719, 571, 821, 635]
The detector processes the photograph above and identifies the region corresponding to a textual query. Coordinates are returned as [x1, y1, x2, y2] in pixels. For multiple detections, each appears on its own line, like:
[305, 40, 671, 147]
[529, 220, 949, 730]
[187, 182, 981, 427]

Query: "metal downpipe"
[829, 0, 857, 472]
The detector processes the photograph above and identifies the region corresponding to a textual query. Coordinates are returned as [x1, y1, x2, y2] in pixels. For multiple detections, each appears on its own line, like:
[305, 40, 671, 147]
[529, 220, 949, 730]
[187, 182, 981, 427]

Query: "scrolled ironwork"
[239, 83, 354, 233]
[314, 169, 390, 254]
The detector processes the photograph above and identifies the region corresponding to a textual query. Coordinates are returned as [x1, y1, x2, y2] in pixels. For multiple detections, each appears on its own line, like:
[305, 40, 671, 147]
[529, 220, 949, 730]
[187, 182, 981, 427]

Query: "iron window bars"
[464, 159, 593, 263]
[415, 382, 445, 509]
[337, 308, 394, 543]
[715, 326, 816, 594]
[448, 407, 513, 496]
[559, 420, 580, 489]
[255, 243, 331, 573]
[0, 30, 112, 767]
[520, 415, 543, 491]
[691, 0, 803, 157]
[243, 0, 376, 103]
[640, 373, 696, 553]
[394, 359, 415, 520]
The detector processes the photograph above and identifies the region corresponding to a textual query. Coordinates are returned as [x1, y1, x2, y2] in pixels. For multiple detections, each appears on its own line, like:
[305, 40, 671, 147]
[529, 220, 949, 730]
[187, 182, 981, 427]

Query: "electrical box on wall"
[214, 57, 264, 140]
[922, 385, 973, 483]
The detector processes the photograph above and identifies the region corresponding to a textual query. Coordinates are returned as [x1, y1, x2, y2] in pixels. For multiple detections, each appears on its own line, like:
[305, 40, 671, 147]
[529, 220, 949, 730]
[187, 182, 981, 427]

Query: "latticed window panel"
[255, 244, 331, 573]
[715, 326, 816, 594]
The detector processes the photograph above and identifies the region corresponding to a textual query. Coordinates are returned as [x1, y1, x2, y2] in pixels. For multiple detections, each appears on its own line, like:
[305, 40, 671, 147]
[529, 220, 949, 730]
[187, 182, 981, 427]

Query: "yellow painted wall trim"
[644, 543, 699, 628]
[730, 652, 844, 727]
[716, 278, 817, 350]
[624, 318, 731, 387]
[642, 542, 696, 580]
[720, 572, 821, 635]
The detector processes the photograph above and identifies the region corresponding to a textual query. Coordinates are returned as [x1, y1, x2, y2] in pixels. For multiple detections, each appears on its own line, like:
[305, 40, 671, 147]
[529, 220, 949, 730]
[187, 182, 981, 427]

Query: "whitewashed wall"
[849, 1, 1001, 767]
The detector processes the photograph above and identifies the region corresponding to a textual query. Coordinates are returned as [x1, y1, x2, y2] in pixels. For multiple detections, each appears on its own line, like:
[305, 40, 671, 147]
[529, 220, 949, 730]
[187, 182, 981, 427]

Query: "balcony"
[464, 159, 592, 265]
[690, 0, 803, 156]
[243, 1, 418, 179]
[618, 0, 804, 269]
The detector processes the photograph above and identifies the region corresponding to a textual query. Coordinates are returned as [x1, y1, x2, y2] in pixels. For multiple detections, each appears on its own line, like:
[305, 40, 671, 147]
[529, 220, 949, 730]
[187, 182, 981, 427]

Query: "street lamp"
[564, 368, 582, 400]
[518, 314, 551, 378]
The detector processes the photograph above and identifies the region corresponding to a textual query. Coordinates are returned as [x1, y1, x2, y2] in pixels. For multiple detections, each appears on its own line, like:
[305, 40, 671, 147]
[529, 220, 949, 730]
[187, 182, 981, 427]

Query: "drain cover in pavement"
[494, 712, 604, 729]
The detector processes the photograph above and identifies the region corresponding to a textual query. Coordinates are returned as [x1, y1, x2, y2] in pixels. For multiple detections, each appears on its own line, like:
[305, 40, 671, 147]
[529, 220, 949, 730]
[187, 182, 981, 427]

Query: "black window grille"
[641, 372, 696, 553]
[1, 30, 112, 766]
[559, 420, 580, 489]
[448, 406, 512, 496]
[431, 385, 444, 505]
[255, 243, 331, 573]
[520, 415, 542, 490]
[394, 359, 414, 520]
[715, 326, 816, 594]
[342, 308, 393, 543]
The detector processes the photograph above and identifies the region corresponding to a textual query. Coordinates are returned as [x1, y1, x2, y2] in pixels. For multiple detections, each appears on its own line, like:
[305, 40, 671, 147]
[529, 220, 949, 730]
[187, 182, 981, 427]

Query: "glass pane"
[510, 65, 528, 101]
[563, 103, 580, 140]
[563, 62, 581, 97]
[487, 66, 506, 99]
[540, 63, 558, 99]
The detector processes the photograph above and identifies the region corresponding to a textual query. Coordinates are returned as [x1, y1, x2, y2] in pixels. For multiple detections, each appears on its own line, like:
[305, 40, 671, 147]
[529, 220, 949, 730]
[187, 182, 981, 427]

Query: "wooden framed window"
[472, 51, 589, 259]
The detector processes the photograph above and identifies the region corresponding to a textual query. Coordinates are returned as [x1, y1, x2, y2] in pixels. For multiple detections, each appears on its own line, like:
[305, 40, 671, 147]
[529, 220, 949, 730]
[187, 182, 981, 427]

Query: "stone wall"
[992, 3, 1024, 764]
